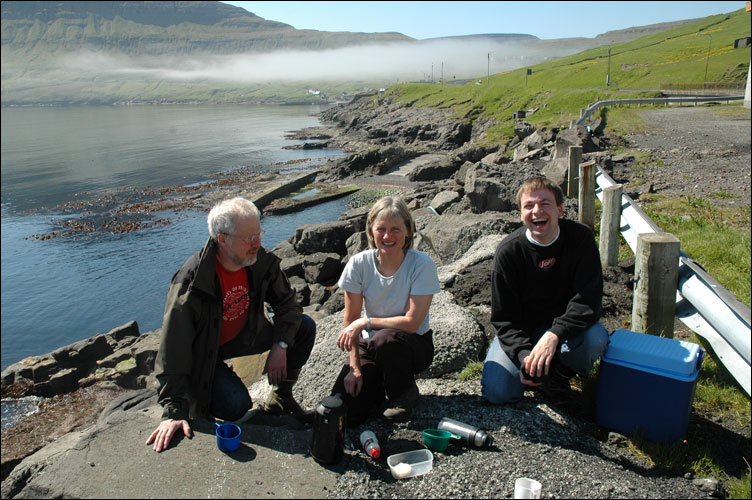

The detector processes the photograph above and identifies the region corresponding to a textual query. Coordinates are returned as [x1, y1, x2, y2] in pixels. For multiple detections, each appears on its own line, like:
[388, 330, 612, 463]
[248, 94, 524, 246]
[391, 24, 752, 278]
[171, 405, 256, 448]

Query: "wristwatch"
[366, 317, 372, 332]
[277, 341, 288, 349]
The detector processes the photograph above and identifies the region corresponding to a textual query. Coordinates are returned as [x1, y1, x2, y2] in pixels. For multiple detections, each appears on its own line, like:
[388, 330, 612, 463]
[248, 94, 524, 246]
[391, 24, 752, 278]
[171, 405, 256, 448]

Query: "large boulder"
[302, 252, 343, 285]
[292, 219, 361, 255]
[463, 162, 543, 213]
[408, 156, 462, 181]
[513, 121, 536, 141]
[281, 289, 487, 411]
[542, 157, 570, 191]
[429, 190, 461, 214]
[552, 125, 599, 160]
[344, 231, 369, 259]
[415, 212, 520, 266]
[437, 234, 505, 286]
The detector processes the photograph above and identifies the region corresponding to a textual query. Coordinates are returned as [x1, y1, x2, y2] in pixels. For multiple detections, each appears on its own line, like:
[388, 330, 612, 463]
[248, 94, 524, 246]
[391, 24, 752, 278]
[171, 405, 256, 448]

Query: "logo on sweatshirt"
[538, 257, 556, 270]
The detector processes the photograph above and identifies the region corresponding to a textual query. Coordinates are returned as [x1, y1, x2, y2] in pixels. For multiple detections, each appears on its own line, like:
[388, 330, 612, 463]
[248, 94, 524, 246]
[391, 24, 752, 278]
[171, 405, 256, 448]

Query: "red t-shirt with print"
[215, 258, 250, 345]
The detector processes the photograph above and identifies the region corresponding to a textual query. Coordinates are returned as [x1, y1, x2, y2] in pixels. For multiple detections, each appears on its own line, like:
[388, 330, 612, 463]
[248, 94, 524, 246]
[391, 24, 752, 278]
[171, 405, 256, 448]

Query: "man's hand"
[343, 367, 363, 397]
[264, 343, 287, 385]
[520, 331, 560, 386]
[146, 418, 192, 453]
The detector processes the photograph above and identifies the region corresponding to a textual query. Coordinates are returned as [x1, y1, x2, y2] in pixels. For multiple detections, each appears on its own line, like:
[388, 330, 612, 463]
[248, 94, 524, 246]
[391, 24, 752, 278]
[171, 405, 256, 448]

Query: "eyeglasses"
[225, 230, 265, 244]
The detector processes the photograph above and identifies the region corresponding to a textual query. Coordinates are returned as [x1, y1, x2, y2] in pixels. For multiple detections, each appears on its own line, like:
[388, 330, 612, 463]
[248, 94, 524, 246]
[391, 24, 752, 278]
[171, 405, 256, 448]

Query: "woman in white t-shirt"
[332, 196, 440, 425]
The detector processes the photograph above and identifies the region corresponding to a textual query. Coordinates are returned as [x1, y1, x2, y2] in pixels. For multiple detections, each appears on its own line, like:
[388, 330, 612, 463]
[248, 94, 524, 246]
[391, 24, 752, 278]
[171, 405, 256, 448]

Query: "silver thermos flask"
[438, 417, 490, 448]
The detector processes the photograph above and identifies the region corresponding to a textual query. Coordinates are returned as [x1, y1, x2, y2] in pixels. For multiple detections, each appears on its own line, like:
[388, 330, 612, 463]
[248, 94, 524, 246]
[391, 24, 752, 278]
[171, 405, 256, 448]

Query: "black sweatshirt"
[491, 218, 603, 367]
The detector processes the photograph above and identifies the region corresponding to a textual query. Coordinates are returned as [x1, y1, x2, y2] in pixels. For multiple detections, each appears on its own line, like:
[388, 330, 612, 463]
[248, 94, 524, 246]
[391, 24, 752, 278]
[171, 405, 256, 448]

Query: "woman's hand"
[337, 317, 367, 351]
[343, 367, 363, 397]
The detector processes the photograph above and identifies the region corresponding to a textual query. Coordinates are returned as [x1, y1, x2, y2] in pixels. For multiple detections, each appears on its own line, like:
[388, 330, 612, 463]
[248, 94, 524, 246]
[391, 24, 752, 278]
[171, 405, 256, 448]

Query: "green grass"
[377, 8, 749, 146]
[456, 361, 483, 381]
[638, 194, 751, 308]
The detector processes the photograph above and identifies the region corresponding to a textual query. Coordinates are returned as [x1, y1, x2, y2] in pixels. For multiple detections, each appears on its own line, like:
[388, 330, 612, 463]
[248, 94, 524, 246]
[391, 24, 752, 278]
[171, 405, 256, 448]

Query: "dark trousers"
[210, 314, 316, 421]
[331, 328, 434, 426]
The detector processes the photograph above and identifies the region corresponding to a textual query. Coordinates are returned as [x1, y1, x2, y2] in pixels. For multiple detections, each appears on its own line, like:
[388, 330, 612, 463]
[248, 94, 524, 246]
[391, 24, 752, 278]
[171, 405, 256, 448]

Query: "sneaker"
[540, 369, 574, 407]
[382, 382, 420, 422]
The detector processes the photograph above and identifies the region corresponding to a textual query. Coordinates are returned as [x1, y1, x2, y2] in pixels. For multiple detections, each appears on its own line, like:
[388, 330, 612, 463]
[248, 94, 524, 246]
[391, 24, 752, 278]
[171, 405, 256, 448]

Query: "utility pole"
[432, 62, 434, 83]
[697, 33, 712, 91]
[487, 52, 490, 85]
[606, 47, 611, 86]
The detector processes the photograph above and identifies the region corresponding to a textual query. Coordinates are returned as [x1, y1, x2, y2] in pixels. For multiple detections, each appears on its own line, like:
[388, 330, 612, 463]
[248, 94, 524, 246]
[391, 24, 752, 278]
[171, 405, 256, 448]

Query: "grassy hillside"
[385, 9, 750, 145]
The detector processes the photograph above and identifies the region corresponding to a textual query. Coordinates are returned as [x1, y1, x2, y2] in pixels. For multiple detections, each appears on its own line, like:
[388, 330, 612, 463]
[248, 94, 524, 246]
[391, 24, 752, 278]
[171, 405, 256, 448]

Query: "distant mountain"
[0, 1, 718, 106]
[0, 0, 413, 56]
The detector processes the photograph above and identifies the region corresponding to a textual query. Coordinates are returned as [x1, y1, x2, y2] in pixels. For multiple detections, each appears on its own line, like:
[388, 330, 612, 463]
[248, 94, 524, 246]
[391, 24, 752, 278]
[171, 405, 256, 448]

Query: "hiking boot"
[262, 368, 314, 424]
[382, 382, 420, 422]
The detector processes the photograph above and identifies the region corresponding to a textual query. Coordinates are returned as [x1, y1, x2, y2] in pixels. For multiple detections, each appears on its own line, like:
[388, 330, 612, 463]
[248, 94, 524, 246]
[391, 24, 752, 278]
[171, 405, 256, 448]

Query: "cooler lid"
[603, 330, 703, 378]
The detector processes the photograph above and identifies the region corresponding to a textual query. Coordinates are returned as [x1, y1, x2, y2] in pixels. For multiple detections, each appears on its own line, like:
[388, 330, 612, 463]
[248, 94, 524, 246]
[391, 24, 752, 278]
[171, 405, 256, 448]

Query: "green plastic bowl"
[422, 428, 457, 452]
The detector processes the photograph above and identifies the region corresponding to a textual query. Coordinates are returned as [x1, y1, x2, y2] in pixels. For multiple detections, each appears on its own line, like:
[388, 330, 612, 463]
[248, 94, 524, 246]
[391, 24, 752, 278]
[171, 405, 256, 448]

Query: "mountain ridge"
[0, 1, 732, 106]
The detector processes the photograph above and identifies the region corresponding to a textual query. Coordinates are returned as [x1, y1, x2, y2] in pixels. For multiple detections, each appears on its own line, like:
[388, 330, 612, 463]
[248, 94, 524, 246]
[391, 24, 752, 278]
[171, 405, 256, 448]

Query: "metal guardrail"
[594, 168, 751, 397]
[577, 95, 746, 126]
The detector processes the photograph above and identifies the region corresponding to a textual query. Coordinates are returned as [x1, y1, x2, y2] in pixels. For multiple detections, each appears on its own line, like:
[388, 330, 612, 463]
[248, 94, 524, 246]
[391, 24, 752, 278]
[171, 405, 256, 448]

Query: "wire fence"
[660, 81, 746, 95]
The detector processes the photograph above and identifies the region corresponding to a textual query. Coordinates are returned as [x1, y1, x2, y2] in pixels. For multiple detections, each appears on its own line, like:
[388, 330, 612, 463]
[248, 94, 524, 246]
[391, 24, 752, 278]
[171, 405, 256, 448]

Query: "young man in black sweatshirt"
[482, 176, 609, 405]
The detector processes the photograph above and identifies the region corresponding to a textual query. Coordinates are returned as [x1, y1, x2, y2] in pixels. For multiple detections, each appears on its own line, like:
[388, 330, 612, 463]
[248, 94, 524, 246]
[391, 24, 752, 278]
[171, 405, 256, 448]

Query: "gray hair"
[365, 196, 415, 250]
[207, 197, 260, 242]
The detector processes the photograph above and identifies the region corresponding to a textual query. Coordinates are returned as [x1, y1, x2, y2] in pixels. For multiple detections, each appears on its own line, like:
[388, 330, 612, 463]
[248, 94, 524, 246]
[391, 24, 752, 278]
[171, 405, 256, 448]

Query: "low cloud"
[61, 38, 568, 83]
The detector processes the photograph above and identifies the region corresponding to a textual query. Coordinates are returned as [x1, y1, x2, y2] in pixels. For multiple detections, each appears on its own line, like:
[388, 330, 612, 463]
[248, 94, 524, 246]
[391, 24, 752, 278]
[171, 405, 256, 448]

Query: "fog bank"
[61, 39, 569, 83]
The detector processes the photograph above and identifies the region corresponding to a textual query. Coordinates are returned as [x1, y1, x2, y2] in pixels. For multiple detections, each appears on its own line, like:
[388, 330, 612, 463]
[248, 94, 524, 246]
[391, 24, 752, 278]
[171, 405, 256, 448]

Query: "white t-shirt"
[338, 249, 440, 335]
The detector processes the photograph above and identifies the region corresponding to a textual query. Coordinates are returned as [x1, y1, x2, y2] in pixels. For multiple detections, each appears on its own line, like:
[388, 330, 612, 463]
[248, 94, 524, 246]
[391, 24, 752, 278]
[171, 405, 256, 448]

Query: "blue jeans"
[211, 314, 316, 421]
[481, 322, 609, 404]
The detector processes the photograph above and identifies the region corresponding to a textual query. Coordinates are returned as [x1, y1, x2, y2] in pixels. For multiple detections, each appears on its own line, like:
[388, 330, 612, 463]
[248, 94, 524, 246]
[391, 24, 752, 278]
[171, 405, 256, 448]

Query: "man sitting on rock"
[147, 197, 316, 452]
[481, 176, 609, 406]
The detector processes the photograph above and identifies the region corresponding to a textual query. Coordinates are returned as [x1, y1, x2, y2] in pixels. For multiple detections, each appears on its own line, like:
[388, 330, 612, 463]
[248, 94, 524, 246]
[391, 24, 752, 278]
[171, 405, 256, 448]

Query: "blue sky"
[222, 1, 745, 40]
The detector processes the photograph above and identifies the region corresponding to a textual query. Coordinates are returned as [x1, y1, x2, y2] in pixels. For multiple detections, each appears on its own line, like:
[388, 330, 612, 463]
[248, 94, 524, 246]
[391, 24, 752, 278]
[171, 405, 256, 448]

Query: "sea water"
[1, 104, 347, 372]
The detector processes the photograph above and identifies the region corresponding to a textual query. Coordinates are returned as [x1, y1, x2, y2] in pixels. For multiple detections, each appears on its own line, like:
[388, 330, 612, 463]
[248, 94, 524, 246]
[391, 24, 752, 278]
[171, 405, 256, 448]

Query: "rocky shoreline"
[2, 95, 749, 498]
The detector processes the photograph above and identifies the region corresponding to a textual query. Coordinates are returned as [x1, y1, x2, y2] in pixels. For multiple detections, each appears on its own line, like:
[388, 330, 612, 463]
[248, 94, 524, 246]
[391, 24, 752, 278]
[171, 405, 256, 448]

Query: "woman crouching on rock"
[332, 196, 441, 425]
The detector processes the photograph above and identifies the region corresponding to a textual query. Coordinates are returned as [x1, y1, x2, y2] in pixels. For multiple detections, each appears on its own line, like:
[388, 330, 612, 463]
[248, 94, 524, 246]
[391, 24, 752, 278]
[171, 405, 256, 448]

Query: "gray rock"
[416, 212, 518, 265]
[513, 121, 536, 140]
[430, 190, 460, 214]
[289, 275, 311, 306]
[302, 252, 343, 285]
[344, 231, 369, 258]
[408, 156, 461, 182]
[292, 219, 360, 255]
[437, 234, 505, 286]
[280, 255, 306, 279]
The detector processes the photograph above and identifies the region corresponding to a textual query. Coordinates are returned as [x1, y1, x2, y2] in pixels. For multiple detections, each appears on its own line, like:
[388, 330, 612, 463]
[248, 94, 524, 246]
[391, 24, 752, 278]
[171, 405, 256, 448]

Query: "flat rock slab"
[385, 153, 448, 176]
[9, 401, 341, 499]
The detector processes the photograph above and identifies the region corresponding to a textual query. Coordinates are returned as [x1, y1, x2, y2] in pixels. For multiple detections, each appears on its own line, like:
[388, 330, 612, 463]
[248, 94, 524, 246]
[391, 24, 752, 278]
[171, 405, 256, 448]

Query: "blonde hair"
[365, 196, 415, 250]
[516, 176, 564, 209]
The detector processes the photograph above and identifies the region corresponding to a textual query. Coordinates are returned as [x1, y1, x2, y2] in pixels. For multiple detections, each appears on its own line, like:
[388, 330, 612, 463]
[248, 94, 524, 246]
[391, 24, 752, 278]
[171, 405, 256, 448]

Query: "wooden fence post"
[567, 146, 582, 197]
[632, 232, 681, 338]
[599, 184, 623, 267]
[577, 159, 596, 229]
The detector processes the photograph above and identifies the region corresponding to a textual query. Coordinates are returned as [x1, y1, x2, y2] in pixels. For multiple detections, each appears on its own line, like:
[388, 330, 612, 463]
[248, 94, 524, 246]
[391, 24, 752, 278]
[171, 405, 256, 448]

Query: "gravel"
[611, 105, 751, 209]
[326, 379, 716, 499]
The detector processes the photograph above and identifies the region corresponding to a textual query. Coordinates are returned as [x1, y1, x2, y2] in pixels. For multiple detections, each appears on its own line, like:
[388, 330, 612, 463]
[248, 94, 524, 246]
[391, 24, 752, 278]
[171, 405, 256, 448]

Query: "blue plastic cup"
[215, 423, 241, 452]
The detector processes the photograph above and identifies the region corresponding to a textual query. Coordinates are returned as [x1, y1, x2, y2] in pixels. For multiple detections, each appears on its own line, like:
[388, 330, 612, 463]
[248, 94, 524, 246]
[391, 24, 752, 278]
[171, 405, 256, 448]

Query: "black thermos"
[310, 394, 347, 464]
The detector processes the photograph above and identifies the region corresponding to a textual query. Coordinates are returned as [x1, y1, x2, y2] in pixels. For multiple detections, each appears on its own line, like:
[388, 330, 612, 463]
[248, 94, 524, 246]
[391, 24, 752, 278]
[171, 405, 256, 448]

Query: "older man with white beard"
[147, 197, 316, 453]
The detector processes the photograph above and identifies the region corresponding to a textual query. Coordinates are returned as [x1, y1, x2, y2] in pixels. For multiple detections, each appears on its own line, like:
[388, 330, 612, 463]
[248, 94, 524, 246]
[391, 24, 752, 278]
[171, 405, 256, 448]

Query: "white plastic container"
[386, 449, 433, 479]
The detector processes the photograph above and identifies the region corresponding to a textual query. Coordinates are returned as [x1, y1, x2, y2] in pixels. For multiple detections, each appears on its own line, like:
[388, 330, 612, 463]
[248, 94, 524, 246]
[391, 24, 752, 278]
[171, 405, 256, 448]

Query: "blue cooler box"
[596, 329, 704, 442]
